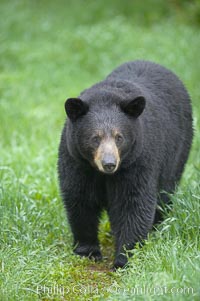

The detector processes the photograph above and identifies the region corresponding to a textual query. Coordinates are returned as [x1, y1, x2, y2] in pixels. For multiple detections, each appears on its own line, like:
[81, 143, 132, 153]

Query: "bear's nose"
[103, 163, 116, 173]
[102, 156, 117, 173]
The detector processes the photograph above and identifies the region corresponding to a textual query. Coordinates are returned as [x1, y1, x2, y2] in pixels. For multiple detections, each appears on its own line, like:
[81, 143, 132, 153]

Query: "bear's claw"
[74, 244, 102, 261]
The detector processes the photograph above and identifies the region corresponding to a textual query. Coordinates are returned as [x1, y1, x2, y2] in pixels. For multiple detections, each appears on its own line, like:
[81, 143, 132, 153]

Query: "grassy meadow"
[0, 1, 200, 300]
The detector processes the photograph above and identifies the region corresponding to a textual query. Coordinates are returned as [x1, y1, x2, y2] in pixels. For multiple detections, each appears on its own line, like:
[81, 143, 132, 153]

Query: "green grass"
[0, 1, 200, 300]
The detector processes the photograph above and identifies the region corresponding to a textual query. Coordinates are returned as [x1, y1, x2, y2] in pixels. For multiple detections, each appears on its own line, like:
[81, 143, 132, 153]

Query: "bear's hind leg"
[154, 192, 172, 224]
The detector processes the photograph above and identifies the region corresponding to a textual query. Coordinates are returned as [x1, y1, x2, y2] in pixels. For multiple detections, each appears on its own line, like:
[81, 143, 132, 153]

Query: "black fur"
[58, 60, 193, 268]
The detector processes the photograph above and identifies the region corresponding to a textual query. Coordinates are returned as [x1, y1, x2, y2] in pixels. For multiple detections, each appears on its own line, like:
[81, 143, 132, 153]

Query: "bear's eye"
[115, 134, 124, 145]
[91, 135, 101, 147]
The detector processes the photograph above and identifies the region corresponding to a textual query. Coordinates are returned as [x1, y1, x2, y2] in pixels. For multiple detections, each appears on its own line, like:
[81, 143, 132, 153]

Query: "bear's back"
[107, 60, 192, 133]
[107, 60, 188, 105]
[106, 60, 181, 88]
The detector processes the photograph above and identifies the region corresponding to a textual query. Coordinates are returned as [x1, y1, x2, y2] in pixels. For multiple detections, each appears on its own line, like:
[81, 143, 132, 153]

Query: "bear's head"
[64, 84, 145, 174]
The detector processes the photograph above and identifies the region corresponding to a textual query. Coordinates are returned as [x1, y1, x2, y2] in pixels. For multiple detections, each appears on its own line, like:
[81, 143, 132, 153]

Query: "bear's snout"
[94, 138, 120, 174]
[102, 154, 117, 173]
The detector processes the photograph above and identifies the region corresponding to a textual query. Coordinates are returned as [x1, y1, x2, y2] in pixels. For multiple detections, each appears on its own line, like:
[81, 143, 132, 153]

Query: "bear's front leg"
[59, 161, 103, 262]
[68, 203, 102, 261]
[107, 173, 157, 269]
[110, 197, 156, 268]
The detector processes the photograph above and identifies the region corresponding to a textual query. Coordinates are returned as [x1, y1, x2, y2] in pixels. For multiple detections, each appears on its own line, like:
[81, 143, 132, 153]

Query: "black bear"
[58, 60, 193, 268]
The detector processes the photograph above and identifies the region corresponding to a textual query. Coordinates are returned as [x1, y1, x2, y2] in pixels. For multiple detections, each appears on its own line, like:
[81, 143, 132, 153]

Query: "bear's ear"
[65, 98, 89, 121]
[120, 96, 146, 118]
